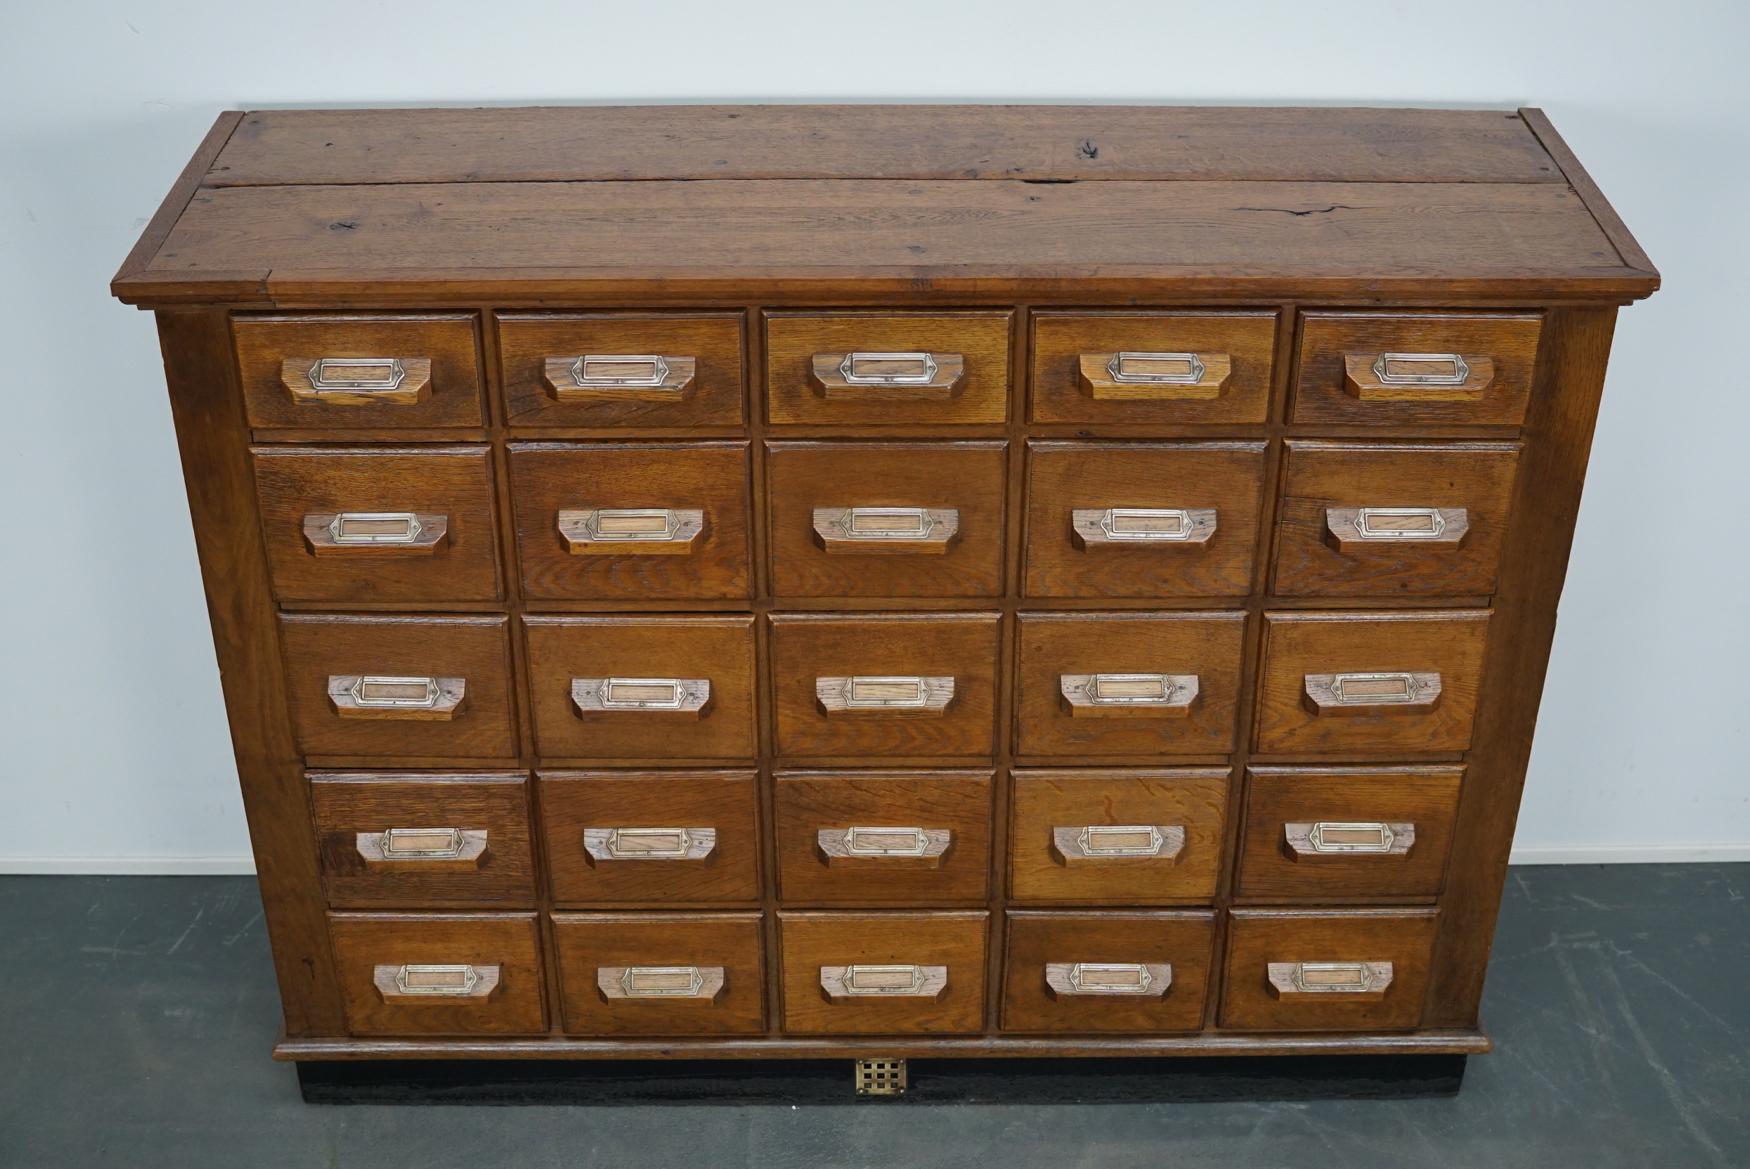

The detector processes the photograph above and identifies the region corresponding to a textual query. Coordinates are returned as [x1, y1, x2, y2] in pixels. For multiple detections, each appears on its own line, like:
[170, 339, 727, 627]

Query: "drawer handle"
[812, 507, 960, 555]
[374, 963, 500, 1000]
[1044, 962, 1173, 999]
[1071, 507, 1217, 548]
[328, 675, 465, 721]
[820, 964, 949, 1001]
[1284, 821, 1416, 859]
[355, 827, 489, 865]
[283, 357, 432, 405]
[572, 677, 712, 719]
[1078, 351, 1231, 400]
[597, 965, 727, 1001]
[1059, 673, 1199, 718]
[1051, 824, 1185, 865]
[1266, 961, 1394, 999]
[1303, 671, 1442, 715]
[1324, 507, 1469, 550]
[544, 354, 697, 399]
[811, 351, 966, 399]
[815, 675, 955, 717]
[558, 508, 706, 555]
[583, 826, 717, 863]
[1344, 352, 1494, 401]
[817, 826, 954, 866]
[303, 511, 449, 555]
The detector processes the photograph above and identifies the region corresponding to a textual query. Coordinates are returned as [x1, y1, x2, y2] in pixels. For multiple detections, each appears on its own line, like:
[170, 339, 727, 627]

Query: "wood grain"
[1009, 769, 1231, 904]
[768, 612, 1000, 759]
[766, 441, 1006, 598]
[766, 312, 1011, 426]
[310, 772, 535, 908]
[327, 912, 546, 1036]
[252, 445, 502, 603]
[1272, 441, 1522, 597]
[1015, 612, 1248, 757]
[1002, 911, 1215, 1033]
[508, 442, 752, 601]
[777, 911, 989, 1035]
[1220, 909, 1438, 1032]
[773, 770, 993, 905]
[1031, 312, 1277, 425]
[551, 912, 765, 1036]
[233, 314, 484, 430]
[1024, 442, 1267, 599]
[538, 771, 760, 905]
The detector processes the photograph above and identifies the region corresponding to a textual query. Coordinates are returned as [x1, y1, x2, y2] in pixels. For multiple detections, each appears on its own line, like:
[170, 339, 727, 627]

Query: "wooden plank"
[115, 178, 1654, 307]
[156, 309, 346, 1037]
[111, 111, 244, 291]
[208, 106, 1564, 186]
[1519, 108, 1660, 282]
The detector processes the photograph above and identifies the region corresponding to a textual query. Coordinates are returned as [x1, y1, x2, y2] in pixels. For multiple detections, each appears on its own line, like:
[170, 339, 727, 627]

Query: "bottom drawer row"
[328, 908, 1439, 1038]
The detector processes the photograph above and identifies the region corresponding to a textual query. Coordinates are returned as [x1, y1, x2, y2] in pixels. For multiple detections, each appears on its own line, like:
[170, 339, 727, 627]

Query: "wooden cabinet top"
[112, 105, 1657, 308]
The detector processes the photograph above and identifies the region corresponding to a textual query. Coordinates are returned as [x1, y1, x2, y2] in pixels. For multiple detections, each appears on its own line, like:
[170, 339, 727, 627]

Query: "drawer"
[1001, 911, 1215, 1033]
[524, 616, 757, 760]
[777, 911, 988, 1034]
[766, 311, 1012, 426]
[311, 772, 535, 908]
[235, 314, 484, 430]
[328, 911, 545, 1036]
[1030, 311, 1277, 425]
[774, 770, 993, 905]
[1015, 611, 1248, 758]
[553, 912, 765, 1036]
[497, 312, 746, 428]
[279, 614, 517, 759]
[768, 613, 1000, 759]
[253, 446, 501, 603]
[538, 771, 760, 905]
[1254, 611, 1491, 754]
[1291, 312, 1542, 428]
[1023, 441, 1267, 598]
[1237, 766, 1463, 901]
[1219, 908, 1438, 1031]
[508, 442, 751, 601]
[1272, 441, 1521, 597]
[1008, 768, 1231, 904]
[766, 441, 1007, 598]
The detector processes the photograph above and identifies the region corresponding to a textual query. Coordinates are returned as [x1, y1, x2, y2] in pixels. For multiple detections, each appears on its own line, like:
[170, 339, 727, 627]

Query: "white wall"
[2, 0, 1746, 871]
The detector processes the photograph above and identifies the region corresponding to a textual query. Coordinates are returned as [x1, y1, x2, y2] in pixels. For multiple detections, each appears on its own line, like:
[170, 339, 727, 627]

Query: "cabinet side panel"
[1425, 306, 1618, 1026]
[156, 309, 345, 1036]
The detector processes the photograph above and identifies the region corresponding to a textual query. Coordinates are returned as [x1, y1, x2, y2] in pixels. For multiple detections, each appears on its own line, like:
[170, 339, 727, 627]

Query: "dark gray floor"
[1, 866, 1744, 1168]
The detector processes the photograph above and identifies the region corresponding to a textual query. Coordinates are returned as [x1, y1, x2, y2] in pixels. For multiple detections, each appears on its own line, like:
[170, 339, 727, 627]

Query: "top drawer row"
[236, 310, 1542, 432]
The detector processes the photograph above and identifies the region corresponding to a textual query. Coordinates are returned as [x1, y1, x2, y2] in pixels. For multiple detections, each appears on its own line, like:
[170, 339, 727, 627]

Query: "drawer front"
[253, 446, 501, 603]
[1016, 612, 1248, 758]
[509, 442, 751, 601]
[1220, 909, 1438, 1031]
[1291, 312, 1542, 428]
[766, 441, 1007, 598]
[1237, 766, 1463, 900]
[769, 613, 1000, 759]
[1030, 311, 1277, 425]
[774, 771, 993, 905]
[1024, 442, 1267, 598]
[328, 912, 545, 1036]
[778, 911, 988, 1034]
[1009, 769, 1231, 904]
[498, 312, 746, 428]
[1272, 441, 1521, 597]
[766, 311, 1012, 426]
[235, 314, 484, 430]
[311, 772, 535, 908]
[553, 912, 765, 1036]
[1255, 611, 1491, 754]
[1001, 911, 1215, 1033]
[524, 616, 758, 760]
[539, 771, 760, 905]
[280, 614, 517, 759]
